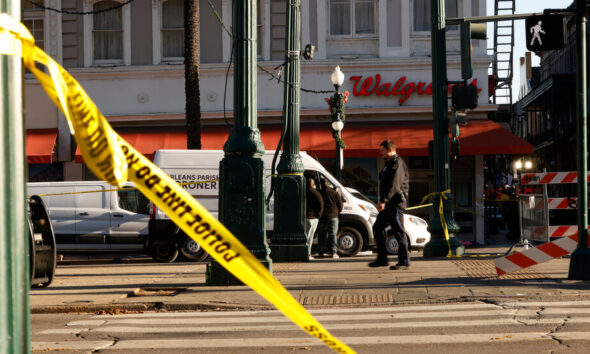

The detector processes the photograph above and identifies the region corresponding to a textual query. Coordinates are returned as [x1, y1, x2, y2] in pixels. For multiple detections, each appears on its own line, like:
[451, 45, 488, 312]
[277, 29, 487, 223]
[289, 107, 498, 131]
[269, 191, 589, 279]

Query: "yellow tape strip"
[0, 14, 354, 354]
[421, 189, 454, 257]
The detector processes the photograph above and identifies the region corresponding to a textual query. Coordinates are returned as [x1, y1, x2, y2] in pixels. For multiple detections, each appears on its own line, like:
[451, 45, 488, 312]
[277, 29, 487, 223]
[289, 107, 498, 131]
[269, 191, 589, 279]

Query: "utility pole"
[210, 0, 272, 284]
[270, 0, 307, 262]
[185, 0, 202, 149]
[568, 0, 590, 280]
[424, 0, 464, 257]
[0, 0, 30, 351]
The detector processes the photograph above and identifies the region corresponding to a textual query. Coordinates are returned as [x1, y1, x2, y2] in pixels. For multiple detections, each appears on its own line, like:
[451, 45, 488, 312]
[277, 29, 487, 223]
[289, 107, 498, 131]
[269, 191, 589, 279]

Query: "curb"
[31, 293, 590, 314]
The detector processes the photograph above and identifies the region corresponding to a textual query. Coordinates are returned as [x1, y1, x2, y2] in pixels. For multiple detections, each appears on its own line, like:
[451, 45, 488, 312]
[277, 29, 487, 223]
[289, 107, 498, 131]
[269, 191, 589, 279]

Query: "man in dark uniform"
[368, 140, 411, 270]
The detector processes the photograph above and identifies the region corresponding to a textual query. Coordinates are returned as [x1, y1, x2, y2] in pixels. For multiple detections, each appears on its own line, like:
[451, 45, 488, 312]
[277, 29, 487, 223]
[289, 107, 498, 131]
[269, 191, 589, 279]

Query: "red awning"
[75, 131, 186, 162]
[74, 120, 532, 162]
[27, 129, 57, 164]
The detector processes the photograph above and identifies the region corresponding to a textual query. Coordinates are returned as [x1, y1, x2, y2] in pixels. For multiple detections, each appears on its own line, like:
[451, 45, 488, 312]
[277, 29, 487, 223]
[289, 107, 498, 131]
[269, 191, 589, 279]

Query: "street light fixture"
[326, 65, 348, 180]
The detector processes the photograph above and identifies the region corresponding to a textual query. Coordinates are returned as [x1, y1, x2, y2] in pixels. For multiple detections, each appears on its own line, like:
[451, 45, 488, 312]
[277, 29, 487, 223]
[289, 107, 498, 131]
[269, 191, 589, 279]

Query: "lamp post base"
[568, 247, 590, 280]
[207, 259, 272, 286]
[423, 235, 465, 258]
[270, 244, 309, 262]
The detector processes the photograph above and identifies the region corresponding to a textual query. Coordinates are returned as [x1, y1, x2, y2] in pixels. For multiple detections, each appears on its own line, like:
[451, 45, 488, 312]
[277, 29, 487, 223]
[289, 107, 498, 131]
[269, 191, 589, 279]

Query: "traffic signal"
[452, 84, 478, 110]
[460, 22, 487, 80]
[449, 110, 467, 139]
[525, 15, 566, 52]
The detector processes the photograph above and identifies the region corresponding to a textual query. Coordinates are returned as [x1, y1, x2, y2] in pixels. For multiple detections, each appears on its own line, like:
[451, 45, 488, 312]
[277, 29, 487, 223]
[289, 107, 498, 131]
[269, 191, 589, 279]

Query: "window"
[162, 0, 184, 59]
[93, 1, 123, 61]
[118, 189, 151, 214]
[414, 0, 458, 32]
[329, 0, 375, 37]
[84, 0, 130, 66]
[23, 0, 44, 49]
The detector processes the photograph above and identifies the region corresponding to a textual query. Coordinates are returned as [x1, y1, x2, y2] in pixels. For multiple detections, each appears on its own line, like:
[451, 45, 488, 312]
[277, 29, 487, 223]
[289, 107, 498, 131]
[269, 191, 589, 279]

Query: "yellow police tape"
[0, 14, 354, 354]
[421, 189, 454, 257]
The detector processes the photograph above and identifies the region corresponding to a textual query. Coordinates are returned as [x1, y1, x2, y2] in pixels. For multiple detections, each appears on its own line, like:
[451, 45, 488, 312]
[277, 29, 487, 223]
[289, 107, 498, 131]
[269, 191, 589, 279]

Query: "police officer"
[368, 140, 411, 270]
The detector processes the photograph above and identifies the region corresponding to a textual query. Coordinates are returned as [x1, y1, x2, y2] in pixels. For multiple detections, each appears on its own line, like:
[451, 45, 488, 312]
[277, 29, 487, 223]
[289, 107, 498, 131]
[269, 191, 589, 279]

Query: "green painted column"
[424, 0, 464, 257]
[209, 0, 272, 285]
[568, 0, 590, 280]
[0, 0, 31, 351]
[270, 0, 307, 262]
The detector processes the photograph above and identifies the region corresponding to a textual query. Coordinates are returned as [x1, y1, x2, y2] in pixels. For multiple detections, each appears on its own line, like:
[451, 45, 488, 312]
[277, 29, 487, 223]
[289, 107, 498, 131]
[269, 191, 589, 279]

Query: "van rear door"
[74, 184, 110, 249]
[109, 188, 150, 249]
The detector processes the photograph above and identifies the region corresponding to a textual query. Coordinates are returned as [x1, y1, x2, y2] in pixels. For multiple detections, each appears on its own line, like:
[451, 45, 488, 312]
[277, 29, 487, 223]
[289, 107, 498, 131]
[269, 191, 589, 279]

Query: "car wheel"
[150, 241, 179, 263]
[179, 235, 209, 262]
[386, 234, 411, 254]
[385, 235, 399, 254]
[337, 226, 363, 256]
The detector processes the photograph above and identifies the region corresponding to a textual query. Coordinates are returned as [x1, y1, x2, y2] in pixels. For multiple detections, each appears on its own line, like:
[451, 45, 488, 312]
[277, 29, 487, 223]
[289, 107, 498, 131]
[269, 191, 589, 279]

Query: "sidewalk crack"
[546, 316, 570, 349]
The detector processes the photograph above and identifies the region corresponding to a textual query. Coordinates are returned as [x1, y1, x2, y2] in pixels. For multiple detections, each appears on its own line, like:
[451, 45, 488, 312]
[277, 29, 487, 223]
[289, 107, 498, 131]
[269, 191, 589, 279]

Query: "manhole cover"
[128, 287, 186, 297]
[453, 259, 545, 280]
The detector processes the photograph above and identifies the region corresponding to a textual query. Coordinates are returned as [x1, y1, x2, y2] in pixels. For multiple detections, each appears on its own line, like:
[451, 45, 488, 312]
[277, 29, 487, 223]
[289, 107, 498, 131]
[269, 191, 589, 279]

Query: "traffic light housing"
[452, 84, 478, 110]
[460, 22, 487, 80]
[525, 15, 566, 52]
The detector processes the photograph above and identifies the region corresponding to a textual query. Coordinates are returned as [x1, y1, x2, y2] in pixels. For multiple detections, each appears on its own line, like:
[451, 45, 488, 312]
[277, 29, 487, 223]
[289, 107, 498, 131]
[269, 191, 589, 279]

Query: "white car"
[345, 188, 431, 254]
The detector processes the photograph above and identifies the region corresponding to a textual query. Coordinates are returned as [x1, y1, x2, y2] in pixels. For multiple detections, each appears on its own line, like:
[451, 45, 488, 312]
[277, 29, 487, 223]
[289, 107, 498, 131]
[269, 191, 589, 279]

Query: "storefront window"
[453, 182, 472, 207]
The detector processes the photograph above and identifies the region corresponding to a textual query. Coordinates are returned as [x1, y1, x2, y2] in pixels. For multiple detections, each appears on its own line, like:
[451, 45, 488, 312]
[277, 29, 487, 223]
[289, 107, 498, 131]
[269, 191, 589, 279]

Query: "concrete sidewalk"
[29, 245, 590, 314]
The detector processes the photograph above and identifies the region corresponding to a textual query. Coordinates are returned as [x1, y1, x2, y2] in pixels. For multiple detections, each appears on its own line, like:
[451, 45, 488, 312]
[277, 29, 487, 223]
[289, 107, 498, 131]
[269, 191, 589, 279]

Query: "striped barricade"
[520, 171, 590, 185]
[495, 232, 589, 275]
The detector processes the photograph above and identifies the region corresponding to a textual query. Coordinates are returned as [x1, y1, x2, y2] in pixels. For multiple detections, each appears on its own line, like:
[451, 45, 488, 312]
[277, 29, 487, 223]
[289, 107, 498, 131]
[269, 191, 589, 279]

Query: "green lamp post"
[209, 0, 272, 285]
[424, 0, 464, 257]
[270, 0, 307, 262]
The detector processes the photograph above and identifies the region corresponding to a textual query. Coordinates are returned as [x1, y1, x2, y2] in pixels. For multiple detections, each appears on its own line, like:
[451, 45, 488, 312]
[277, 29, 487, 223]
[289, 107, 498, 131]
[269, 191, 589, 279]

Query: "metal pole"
[211, 0, 272, 284]
[335, 132, 341, 181]
[424, 0, 464, 257]
[0, 0, 30, 351]
[568, 0, 590, 280]
[270, 0, 307, 262]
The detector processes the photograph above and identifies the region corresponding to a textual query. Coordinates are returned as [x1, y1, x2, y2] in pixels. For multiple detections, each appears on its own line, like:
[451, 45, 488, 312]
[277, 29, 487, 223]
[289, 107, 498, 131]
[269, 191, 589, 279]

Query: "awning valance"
[75, 120, 533, 161]
[26, 129, 57, 164]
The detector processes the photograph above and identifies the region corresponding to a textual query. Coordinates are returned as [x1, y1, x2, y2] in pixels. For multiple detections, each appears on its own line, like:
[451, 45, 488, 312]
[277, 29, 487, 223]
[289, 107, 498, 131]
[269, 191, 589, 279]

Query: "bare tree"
[185, 0, 201, 149]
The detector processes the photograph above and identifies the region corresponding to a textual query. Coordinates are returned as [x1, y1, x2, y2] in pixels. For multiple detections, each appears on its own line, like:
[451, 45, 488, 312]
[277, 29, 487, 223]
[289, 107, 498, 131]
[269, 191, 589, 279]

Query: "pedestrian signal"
[525, 15, 566, 52]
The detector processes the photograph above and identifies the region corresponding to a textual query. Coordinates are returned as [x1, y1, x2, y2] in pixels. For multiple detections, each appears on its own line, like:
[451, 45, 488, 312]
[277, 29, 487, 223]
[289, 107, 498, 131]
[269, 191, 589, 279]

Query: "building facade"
[24, 0, 532, 243]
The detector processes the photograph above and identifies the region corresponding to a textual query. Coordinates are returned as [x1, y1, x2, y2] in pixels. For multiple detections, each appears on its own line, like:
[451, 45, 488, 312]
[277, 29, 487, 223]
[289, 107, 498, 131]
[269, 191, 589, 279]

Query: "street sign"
[525, 15, 566, 52]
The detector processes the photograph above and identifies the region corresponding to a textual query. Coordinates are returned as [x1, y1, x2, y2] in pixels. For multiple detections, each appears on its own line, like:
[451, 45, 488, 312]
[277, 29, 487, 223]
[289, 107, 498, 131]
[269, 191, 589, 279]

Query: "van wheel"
[150, 241, 179, 263]
[179, 235, 209, 262]
[337, 226, 363, 257]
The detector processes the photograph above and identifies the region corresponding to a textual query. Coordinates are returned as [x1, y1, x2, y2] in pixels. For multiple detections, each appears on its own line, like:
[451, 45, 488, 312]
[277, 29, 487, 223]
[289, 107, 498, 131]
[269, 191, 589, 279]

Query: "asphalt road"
[32, 301, 590, 353]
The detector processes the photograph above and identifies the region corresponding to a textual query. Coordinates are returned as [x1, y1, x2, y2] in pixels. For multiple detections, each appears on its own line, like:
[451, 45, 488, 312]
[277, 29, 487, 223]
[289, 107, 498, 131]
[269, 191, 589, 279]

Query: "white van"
[148, 150, 378, 262]
[27, 181, 150, 252]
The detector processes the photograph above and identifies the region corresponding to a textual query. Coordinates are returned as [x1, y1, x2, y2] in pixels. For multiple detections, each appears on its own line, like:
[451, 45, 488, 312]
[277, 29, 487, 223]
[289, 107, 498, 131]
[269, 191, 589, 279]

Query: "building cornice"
[106, 104, 499, 127]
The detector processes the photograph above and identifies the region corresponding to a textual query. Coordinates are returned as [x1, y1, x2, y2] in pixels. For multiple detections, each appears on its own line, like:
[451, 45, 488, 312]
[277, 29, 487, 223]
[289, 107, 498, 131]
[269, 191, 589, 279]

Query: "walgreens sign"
[349, 74, 482, 105]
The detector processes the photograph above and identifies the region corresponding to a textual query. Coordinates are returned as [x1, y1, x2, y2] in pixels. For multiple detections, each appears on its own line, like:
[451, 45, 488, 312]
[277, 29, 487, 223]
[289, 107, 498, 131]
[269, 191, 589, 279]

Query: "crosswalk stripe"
[32, 331, 590, 351]
[38, 316, 590, 336]
[35, 301, 590, 351]
[68, 309, 528, 326]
